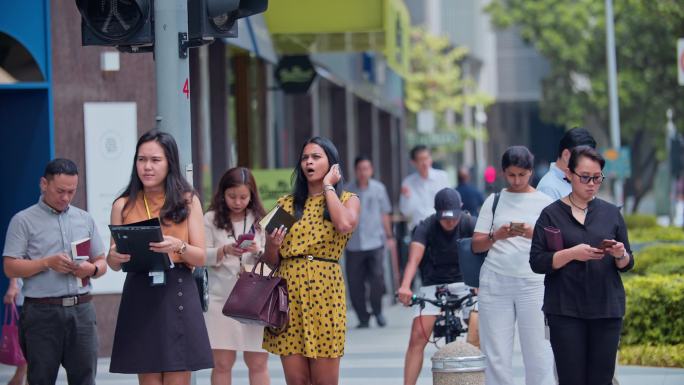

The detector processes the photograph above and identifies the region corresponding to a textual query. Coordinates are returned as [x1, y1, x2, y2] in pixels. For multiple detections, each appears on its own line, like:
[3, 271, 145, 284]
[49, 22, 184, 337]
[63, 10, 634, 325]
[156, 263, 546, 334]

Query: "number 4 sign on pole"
[678, 38, 684, 86]
[182, 78, 190, 99]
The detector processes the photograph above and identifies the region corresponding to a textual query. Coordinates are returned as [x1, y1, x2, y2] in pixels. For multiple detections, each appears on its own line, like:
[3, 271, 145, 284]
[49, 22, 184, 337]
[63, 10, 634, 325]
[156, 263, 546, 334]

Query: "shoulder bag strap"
[488, 192, 501, 234]
[425, 219, 438, 267]
[459, 212, 474, 238]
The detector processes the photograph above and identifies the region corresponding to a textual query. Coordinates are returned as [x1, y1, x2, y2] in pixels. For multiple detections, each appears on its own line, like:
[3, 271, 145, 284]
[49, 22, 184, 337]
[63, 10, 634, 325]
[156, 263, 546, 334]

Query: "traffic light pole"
[605, 0, 623, 207]
[154, 0, 193, 172]
[153, 6, 195, 383]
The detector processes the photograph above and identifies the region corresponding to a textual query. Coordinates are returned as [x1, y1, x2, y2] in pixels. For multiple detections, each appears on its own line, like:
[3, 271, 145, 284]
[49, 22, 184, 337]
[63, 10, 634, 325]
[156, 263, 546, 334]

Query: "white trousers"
[478, 265, 555, 385]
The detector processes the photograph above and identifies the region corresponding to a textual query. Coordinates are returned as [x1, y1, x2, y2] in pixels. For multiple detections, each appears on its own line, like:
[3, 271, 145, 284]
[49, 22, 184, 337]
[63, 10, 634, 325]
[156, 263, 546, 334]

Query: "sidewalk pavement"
[1, 302, 683, 384]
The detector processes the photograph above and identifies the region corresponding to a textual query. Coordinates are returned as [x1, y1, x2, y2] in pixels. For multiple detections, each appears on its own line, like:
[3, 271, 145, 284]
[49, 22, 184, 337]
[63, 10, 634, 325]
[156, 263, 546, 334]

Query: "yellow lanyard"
[143, 193, 157, 220]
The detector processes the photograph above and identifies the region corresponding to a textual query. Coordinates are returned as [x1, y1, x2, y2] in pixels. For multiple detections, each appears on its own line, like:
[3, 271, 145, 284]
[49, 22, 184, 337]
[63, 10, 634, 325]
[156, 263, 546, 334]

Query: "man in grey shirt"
[345, 156, 394, 328]
[3, 158, 107, 385]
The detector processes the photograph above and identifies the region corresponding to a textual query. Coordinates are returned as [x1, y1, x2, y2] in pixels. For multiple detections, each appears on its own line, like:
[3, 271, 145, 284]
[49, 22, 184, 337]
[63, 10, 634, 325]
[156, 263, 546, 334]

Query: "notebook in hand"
[71, 238, 91, 287]
[543, 226, 563, 252]
[108, 217, 173, 273]
[259, 205, 297, 234]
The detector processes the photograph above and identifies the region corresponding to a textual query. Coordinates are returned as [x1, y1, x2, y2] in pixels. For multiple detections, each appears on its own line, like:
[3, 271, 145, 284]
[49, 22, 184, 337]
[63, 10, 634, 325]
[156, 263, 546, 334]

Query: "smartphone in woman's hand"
[236, 233, 255, 249]
[600, 239, 617, 251]
[510, 222, 525, 233]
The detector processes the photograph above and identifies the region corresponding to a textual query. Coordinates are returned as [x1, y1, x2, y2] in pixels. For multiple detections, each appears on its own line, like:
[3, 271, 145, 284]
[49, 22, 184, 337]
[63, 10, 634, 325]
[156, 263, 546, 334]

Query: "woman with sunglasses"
[530, 145, 634, 385]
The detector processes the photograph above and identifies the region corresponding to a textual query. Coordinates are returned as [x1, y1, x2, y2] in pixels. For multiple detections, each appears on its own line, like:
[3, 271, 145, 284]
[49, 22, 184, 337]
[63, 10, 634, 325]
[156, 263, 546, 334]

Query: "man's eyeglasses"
[573, 172, 605, 184]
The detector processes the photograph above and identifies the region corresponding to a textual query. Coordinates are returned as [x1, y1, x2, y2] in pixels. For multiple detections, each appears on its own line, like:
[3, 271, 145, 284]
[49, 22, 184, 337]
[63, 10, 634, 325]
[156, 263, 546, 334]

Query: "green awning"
[264, 0, 409, 76]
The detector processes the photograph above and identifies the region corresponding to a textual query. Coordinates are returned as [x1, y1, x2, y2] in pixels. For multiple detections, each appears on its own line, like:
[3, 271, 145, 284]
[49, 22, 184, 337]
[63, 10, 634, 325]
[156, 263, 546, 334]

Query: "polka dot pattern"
[262, 192, 355, 358]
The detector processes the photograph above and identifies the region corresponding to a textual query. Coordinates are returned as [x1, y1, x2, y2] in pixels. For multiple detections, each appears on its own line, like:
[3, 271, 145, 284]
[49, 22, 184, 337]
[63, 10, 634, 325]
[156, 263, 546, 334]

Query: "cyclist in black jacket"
[397, 188, 476, 385]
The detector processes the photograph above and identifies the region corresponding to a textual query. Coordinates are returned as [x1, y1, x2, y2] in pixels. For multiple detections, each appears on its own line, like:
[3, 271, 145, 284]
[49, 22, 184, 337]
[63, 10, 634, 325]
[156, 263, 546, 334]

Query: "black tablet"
[108, 217, 173, 273]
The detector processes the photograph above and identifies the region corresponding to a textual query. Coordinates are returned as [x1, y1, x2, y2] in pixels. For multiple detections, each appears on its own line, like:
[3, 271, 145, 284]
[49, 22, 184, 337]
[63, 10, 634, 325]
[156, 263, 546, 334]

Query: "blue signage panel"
[601, 147, 632, 179]
[0, 0, 50, 81]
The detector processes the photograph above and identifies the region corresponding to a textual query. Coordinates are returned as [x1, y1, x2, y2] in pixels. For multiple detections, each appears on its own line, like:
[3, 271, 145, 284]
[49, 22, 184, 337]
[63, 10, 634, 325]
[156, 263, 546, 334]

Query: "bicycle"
[409, 285, 477, 345]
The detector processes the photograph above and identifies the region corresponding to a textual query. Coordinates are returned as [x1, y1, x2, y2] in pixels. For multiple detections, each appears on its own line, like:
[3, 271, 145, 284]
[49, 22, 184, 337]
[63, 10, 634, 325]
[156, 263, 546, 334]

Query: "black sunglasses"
[573, 172, 605, 184]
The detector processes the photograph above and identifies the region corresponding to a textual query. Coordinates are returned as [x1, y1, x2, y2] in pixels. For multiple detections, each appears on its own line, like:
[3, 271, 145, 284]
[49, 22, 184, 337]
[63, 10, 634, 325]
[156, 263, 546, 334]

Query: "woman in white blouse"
[471, 146, 555, 385]
[203, 167, 270, 385]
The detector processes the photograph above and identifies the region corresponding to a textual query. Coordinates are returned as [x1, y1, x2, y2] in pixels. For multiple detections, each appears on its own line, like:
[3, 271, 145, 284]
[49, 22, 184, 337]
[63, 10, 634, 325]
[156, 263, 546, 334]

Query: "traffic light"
[188, 0, 269, 46]
[75, 0, 268, 50]
[75, 0, 153, 51]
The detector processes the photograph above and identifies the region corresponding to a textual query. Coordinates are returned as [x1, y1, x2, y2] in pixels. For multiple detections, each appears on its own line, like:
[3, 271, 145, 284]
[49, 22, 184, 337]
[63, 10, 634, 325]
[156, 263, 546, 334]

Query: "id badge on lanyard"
[144, 194, 171, 286]
[149, 271, 166, 286]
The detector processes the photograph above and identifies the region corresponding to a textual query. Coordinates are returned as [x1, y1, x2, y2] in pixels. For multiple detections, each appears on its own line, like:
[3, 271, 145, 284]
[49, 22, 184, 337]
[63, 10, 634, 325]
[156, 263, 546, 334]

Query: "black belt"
[290, 255, 338, 264]
[25, 294, 92, 307]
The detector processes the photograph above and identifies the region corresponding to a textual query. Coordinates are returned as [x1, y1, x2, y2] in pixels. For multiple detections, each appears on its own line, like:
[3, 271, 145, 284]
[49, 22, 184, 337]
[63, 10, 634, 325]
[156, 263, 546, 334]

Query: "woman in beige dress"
[203, 167, 269, 385]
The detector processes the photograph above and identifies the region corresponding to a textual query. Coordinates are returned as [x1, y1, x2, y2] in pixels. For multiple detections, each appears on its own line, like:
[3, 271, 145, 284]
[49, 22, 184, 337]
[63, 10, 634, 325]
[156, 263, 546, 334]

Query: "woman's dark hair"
[209, 167, 266, 234]
[118, 130, 195, 225]
[501, 145, 535, 171]
[291, 136, 343, 220]
[568, 145, 605, 172]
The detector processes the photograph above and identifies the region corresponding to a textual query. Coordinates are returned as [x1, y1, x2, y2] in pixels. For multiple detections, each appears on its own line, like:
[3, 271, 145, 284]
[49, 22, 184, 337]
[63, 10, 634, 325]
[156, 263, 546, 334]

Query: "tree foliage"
[486, 0, 684, 211]
[406, 28, 461, 112]
[405, 27, 493, 113]
[405, 27, 493, 153]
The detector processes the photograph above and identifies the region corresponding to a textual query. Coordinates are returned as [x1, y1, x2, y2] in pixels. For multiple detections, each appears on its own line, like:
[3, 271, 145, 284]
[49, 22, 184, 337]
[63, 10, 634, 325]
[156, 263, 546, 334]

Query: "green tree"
[486, 0, 684, 211]
[405, 27, 492, 152]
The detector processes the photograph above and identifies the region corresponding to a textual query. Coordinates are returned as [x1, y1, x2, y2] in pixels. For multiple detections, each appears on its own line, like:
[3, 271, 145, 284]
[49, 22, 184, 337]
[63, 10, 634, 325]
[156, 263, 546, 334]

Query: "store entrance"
[0, 31, 52, 316]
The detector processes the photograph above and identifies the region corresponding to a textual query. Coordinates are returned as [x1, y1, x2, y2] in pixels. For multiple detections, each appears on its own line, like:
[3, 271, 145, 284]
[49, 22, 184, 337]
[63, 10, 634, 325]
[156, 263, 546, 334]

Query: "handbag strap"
[4, 303, 18, 326]
[250, 253, 281, 278]
[10, 303, 18, 326]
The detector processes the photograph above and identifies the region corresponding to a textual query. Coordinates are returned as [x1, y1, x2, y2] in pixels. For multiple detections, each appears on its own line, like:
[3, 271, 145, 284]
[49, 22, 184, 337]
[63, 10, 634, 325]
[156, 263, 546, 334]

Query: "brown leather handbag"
[222, 257, 289, 331]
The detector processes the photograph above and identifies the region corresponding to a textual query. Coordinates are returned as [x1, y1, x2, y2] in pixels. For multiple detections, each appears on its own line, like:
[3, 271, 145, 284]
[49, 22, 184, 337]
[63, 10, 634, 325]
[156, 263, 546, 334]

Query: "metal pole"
[154, 0, 192, 169]
[667, 108, 676, 224]
[475, 104, 487, 192]
[605, 0, 623, 207]
[344, 32, 357, 178]
[153, 2, 195, 384]
[266, 62, 277, 168]
[311, 78, 321, 137]
[371, 104, 381, 178]
[198, 45, 212, 198]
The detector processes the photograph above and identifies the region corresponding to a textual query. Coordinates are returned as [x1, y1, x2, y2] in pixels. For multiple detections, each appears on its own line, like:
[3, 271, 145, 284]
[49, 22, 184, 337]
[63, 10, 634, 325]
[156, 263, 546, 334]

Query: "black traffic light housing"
[75, 0, 153, 51]
[75, 0, 268, 50]
[188, 0, 269, 46]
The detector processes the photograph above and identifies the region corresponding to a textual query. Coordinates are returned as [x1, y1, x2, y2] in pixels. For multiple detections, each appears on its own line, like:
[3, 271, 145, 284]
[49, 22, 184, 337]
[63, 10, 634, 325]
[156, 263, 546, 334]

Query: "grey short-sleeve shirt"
[345, 179, 392, 251]
[3, 198, 105, 298]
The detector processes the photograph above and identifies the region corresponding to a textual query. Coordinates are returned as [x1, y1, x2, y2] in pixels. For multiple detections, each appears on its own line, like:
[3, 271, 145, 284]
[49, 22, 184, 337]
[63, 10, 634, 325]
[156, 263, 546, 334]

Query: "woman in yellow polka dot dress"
[262, 136, 360, 385]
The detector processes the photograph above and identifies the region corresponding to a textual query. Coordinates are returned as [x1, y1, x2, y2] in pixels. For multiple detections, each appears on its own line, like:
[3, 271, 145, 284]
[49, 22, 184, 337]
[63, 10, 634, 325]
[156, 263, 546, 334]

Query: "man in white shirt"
[399, 145, 450, 230]
[537, 128, 596, 200]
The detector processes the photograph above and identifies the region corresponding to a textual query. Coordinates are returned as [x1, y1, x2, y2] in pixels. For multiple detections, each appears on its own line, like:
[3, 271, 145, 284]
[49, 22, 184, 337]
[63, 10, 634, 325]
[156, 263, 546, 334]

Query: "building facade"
[1, 0, 409, 356]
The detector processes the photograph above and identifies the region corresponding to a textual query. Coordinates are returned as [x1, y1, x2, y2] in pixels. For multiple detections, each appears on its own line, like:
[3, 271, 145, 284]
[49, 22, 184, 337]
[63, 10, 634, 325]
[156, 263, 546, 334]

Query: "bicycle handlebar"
[410, 291, 475, 310]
